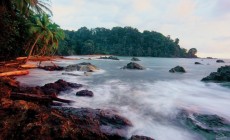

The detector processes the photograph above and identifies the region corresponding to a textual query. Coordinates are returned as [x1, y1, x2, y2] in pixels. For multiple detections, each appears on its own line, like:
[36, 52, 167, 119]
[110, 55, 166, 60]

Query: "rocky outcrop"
[178, 111, 230, 139]
[202, 65, 230, 82]
[122, 62, 144, 70]
[0, 77, 155, 140]
[169, 66, 186, 73]
[55, 107, 133, 139]
[41, 79, 83, 96]
[216, 60, 225, 63]
[131, 57, 140, 61]
[99, 56, 119, 60]
[76, 90, 94, 97]
[65, 62, 98, 72]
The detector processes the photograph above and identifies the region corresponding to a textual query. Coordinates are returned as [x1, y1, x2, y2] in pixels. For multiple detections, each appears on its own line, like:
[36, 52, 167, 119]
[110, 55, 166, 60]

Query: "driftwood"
[20, 64, 37, 69]
[10, 92, 73, 104]
[0, 70, 29, 77]
[5, 63, 19, 66]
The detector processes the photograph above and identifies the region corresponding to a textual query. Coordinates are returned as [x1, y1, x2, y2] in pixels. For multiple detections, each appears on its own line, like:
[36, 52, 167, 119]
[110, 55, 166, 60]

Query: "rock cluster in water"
[99, 56, 119, 60]
[169, 66, 186, 73]
[178, 110, 230, 139]
[202, 65, 230, 82]
[76, 90, 94, 97]
[122, 62, 145, 70]
[131, 57, 141, 61]
[65, 62, 98, 72]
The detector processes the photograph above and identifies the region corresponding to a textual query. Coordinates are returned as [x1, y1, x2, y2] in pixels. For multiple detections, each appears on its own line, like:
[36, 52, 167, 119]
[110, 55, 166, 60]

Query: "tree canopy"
[58, 27, 197, 58]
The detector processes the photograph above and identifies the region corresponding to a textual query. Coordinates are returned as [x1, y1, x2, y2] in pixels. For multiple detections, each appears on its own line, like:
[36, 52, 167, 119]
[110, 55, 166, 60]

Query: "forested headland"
[58, 27, 198, 58]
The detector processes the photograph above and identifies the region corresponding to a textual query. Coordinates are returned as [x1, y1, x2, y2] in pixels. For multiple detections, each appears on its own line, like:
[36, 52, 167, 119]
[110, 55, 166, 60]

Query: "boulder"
[41, 79, 83, 96]
[202, 65, 230, 82]
[76, 90, 94, 97]
[123, 62, 144, 70]
[99, 56, 119, 60]
[131, 57, 140, 61]
[195, 62, 202, 65]
[130, 135, 155, 140]
[55, 107, 132, 139]
[169, 66, 186, 73]
[216, 60, 225, 63]
[65, 62, 98, 72]
[178, 111, 230, 139]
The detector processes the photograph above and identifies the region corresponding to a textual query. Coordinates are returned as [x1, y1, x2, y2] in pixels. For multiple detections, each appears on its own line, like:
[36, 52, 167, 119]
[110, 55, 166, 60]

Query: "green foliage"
[0, 0, 64, 61]
[26, 14, 64, 58]
[58, 27, 196, 57]
[187, 48, 198, 58]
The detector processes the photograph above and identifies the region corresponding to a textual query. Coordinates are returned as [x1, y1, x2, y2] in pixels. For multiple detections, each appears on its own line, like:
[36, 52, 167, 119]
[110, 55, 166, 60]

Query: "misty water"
[17, 57, 230, 140]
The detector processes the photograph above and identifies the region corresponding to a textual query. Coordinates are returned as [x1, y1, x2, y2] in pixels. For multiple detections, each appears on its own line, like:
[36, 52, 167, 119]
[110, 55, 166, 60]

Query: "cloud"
[52, 0, 230, 58]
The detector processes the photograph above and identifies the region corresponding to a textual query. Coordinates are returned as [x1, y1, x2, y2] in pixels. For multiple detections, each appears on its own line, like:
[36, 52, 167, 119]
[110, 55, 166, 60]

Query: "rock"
[62, 73, 81, 76]
[169, 66, 186, 73]
[131, 57, 140, 61]
[123, 62, 144, 70]
[195, 62, 202, 65]
[65, 62, 98, 72]
[41, 79, 83, 96]
[202, 65, 230, 82]
[76, 90, 94, 97]
[39, 66, 64, 71]
[55, 107, 132, 139]
[216, 60, 225, 63]
[178, 111, 230, 139]
[130, 135, 155, 140]
[99, 56, 119, 60]
[0, 99, 109, 140]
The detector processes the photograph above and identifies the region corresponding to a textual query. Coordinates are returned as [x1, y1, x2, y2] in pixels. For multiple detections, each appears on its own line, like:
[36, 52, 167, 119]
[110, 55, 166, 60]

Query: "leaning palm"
[25, 14, 64, 63]
[25, 14, 53, 63]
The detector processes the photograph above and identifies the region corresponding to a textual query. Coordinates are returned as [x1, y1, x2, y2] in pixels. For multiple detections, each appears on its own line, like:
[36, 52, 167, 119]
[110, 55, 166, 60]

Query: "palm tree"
[25, 14, 64, 63]
[14, 0, 52, 16]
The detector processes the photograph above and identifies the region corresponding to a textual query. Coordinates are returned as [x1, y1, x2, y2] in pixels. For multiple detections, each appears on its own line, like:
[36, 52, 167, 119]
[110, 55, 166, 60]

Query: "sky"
[51, 0, 230, 58]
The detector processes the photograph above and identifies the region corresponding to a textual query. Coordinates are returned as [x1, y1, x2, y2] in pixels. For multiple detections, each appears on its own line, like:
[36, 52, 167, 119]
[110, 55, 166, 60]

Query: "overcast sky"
[52, 0, 230, 58]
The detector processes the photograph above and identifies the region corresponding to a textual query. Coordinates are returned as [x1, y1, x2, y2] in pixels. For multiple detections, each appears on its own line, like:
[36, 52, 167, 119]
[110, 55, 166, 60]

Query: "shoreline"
[0, 57, 154, 140]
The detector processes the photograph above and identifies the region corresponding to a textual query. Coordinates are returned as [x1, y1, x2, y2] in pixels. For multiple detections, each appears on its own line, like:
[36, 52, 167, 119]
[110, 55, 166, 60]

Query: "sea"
[17, 56, 230, 140]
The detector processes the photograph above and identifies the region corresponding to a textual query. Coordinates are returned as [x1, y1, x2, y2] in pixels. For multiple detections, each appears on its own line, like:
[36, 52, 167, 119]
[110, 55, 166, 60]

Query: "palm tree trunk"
[25, 35, 40, 63]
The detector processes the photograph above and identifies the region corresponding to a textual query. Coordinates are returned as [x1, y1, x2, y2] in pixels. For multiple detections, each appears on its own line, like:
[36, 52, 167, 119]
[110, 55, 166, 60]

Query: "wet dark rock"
[178, 111, 230, 139]
[195, 62, 202, 65]
[0, 99, 109, 140]
[122, 62, 144, 70]
[202, 65, 230, 82]
[130, 135, 154, 140]
[169, 66, 186, 73]
[65, 62, 98, 72]
[216, 60, 225, 63]
[39, 66, 64, 71]
[55, 107, 132, 139]
[41, 79, 82, 95]
[99, 56, 119, 60]
[76, 90, 94, 97]
[131, 57, 140, 61]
